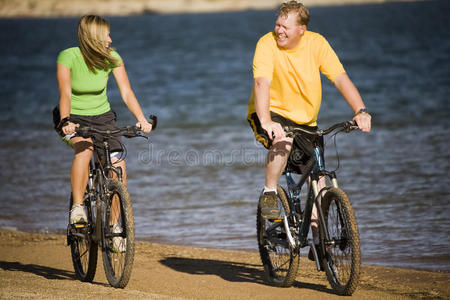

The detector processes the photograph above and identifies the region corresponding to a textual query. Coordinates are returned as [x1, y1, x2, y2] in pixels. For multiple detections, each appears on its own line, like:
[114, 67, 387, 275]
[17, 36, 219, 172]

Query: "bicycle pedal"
[73, 223, 87, 229]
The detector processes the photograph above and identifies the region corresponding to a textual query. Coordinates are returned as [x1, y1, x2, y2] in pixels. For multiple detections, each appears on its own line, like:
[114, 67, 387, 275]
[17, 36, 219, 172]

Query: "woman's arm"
[57, 63, 78, 135]
[112, 63, 152, 133]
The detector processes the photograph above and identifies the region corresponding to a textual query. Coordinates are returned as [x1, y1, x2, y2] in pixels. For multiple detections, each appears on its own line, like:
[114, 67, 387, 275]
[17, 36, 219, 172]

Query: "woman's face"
[105, 32, 112, 48]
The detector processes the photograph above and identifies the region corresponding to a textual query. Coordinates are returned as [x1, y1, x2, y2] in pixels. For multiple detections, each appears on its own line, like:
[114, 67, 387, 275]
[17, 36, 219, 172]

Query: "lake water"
[0, 0, 449, 272]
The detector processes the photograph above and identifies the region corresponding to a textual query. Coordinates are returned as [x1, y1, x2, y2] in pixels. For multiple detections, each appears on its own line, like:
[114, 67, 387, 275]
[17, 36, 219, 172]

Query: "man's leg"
[265, 136, 293, 189]
[309, 175, 326, 269]
[260, 136, 293, 219]
[311, 175, 326, 242]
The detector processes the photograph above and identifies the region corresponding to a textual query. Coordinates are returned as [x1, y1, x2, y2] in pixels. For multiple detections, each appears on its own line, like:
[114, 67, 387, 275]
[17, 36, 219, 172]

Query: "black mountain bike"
[67, 115, 157, 288]
[257, 120, 361, 296]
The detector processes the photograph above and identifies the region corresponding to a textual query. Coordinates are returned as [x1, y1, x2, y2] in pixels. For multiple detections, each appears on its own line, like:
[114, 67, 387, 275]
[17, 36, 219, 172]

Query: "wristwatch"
[355, 108, 367, 116]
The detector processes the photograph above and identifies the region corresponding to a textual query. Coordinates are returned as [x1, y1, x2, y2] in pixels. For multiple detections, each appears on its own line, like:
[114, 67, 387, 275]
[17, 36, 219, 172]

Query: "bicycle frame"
[67, 115, 157, 288]
[84, 137, 124, 244]
[282, 141, 340, 252]
[258, 120, 361, 293]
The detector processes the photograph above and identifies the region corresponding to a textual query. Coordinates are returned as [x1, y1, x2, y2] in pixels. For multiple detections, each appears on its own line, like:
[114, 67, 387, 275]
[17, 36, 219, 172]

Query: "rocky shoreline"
[0, 0, 403, 18]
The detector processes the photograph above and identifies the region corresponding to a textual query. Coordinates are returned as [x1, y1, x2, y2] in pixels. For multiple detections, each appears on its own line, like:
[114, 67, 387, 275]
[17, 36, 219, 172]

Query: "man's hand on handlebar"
[261, 120, 285, 140]
[353, 112, 371, 132]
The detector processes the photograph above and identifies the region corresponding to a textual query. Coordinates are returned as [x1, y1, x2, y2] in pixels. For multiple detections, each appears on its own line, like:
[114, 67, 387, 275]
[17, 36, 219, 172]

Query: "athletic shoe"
[69, 204, 87, 224]
[112, 223, 126, 253]
[259, 191, 281, 219]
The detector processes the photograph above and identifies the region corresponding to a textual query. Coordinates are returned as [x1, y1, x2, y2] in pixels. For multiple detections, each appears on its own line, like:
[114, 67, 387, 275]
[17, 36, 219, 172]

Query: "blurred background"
[0, 0, 449, 272]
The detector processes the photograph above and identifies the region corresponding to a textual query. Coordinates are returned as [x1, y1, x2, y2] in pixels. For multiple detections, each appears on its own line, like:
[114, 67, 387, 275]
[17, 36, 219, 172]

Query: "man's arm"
[334, 73, 371, 132]
[254, 77, 285, 139]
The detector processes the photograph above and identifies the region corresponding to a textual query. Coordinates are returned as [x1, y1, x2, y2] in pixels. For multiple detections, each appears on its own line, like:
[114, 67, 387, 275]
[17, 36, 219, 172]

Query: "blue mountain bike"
[257, 120, 361, 295]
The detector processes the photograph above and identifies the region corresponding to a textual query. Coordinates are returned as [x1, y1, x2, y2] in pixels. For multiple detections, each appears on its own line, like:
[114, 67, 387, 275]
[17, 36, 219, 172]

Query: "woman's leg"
[71, 136, 94, 205]
[109, 157, 126, 225]
[112, 158, 127, 185]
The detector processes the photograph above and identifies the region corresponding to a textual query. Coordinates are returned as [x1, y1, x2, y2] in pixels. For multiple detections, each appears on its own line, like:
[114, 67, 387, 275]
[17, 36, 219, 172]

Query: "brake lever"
[283, 126, 294, 138]
[136, 133, 148, 139]
[345, 120, 359, 132]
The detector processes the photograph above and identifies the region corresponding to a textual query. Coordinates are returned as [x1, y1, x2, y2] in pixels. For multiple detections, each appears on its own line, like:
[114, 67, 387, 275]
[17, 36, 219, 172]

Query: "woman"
[56, 15, 152, 224]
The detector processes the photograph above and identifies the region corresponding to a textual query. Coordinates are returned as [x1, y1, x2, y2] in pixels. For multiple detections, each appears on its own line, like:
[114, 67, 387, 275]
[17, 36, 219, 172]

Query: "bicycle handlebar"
[75, 114, 158, 139]
[284, 120, 358, 137]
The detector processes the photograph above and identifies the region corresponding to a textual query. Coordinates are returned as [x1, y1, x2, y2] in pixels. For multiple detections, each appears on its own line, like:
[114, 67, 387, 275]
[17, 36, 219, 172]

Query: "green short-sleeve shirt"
[57, 47, 122, 116]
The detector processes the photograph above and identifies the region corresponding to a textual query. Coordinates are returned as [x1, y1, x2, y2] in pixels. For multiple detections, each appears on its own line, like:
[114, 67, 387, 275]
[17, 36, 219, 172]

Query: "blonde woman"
[56, 15, 152, 224]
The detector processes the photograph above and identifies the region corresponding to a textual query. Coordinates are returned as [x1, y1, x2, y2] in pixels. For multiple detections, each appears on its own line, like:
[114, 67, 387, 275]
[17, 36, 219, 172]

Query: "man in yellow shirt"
[247, 1, 371, 222]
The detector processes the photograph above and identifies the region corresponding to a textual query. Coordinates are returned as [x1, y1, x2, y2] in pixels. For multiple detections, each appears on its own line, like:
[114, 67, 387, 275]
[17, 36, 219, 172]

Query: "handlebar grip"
[123, 125, 139, 138]
[149, 114, 158, 130]
[75, 126, 92, 138]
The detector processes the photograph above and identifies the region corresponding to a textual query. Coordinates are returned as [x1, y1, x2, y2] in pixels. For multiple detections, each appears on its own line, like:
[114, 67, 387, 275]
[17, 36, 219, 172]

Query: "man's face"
[274, 12, 306, 49]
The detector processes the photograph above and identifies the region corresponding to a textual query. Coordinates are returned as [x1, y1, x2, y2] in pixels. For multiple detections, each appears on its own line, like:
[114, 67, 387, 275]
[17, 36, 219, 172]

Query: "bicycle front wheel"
[101, 180, 135, 288]
[257, 185, 299, 287]
[68, 193, 98, 282]
[321, 187, 361, 295]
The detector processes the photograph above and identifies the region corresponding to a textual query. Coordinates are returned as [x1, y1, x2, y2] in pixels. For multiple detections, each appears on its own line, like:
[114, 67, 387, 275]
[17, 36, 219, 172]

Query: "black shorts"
[53, 107, 123, 154]
[70, 110, 123, 154]
[248, 112, 324, 168]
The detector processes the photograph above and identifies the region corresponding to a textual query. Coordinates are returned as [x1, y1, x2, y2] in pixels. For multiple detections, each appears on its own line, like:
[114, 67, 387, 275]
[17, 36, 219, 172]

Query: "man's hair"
[77, 15, 119, 73]
[279, 1, 310, 26]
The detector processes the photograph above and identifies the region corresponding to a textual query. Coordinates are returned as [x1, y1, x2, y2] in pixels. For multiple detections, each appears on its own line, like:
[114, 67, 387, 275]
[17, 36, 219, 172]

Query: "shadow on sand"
[0, 260, 106, 286]
[160, 256, 333, 294]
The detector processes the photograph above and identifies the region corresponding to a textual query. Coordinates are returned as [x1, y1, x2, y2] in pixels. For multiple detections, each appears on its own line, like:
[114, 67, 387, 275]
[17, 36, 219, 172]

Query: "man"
[247, 1, 371, 249]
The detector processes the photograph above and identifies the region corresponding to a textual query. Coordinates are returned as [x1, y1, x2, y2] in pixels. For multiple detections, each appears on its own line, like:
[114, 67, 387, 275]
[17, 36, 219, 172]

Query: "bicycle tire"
[257, 185, 300, 287]
[101, 180, 135, 288]
[68, 193, 98, 282]
[321, 187, 361, 295]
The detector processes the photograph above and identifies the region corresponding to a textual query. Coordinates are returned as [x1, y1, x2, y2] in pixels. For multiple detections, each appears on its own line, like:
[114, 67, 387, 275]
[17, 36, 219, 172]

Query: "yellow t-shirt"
[247, 31, 345, 126]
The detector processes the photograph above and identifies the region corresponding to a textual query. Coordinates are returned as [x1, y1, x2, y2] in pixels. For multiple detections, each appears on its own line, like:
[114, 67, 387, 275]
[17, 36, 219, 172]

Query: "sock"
[263, 186, 277, 194]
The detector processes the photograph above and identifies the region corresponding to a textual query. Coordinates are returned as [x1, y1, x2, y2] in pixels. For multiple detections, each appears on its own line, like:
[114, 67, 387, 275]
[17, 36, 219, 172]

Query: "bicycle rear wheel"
[321, 187, 360, 295]
[101, 180, 135, 288]
[68, 193, 98, 282]
[257, 185, 299, 287]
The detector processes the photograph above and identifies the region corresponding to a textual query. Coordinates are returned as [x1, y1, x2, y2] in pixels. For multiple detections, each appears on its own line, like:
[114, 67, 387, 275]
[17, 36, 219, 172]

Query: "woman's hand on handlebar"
[136, 120, 152, 134]
[62, 121, 79, 135]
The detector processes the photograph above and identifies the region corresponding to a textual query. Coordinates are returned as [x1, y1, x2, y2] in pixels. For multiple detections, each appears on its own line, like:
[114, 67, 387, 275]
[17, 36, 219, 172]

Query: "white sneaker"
[112, 223, 126, 253]
[70, 204, 87, 224]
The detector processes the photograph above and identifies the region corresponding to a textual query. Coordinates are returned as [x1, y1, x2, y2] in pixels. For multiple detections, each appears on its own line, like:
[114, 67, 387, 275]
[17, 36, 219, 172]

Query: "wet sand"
[0, 229, 448, 299]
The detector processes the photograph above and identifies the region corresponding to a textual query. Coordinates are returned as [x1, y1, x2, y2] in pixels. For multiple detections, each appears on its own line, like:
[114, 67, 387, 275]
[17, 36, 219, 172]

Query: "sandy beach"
[0, 229, 448, 299]
[0, 0, 413, 17]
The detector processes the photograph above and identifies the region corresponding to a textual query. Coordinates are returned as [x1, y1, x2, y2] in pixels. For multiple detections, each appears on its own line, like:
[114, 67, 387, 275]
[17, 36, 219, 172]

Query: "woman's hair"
[77, 15, 119, 73]
[279, 1, 310, 26]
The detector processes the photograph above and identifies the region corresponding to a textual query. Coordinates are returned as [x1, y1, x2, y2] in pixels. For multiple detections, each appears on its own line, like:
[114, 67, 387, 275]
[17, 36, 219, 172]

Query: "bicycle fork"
[310, 172, 340, 271]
